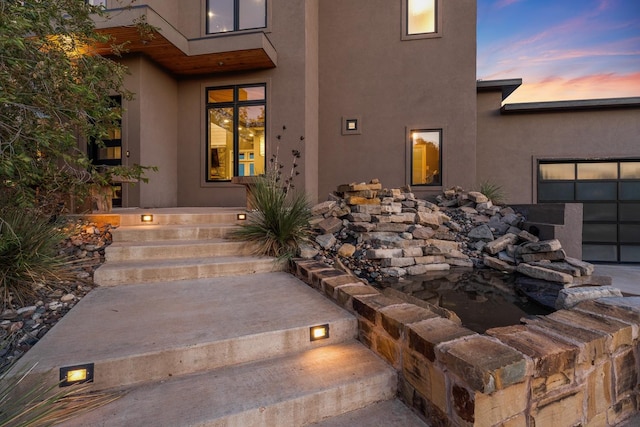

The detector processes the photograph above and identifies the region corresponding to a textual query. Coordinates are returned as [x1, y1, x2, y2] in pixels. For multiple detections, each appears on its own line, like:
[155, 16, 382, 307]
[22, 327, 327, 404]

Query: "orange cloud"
[505, 72, 640, 103]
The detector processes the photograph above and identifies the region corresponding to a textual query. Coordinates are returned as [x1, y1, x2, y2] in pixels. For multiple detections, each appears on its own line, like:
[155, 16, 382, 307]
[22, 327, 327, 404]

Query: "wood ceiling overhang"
[91, 7, 277, 76]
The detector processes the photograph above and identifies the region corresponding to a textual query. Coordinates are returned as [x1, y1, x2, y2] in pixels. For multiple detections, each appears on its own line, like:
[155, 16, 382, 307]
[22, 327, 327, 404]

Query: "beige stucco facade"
[92, 0, 477, 207]
[477, 82, 640, 205]
[90, 1, 639, 263]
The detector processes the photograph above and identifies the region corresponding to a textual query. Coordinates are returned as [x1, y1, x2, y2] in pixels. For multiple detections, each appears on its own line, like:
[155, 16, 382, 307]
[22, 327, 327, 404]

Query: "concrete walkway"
[594, 264, 640, 295]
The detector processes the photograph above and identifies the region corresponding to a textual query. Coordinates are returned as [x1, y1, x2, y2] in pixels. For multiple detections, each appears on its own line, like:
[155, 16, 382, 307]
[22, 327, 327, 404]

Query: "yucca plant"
[479, 180, 507, 205]
[0, 207, 74, 309]
[230, 127, 311, 260]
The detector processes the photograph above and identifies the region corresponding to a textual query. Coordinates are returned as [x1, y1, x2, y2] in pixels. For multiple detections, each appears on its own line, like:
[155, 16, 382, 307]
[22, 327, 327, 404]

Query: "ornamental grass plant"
[0, 346, 122, 427]
[479, 180, 507, 205]
[230, 127, 311, 260]
[0, 207, 74, 310]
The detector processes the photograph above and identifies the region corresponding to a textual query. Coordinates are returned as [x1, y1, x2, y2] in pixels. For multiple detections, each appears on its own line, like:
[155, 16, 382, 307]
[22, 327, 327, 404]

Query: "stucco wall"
[477, 90, 640, 204]
[175, 0, 319, 206]
[119, 56, 178, 208]
[318, 0, 478, 202]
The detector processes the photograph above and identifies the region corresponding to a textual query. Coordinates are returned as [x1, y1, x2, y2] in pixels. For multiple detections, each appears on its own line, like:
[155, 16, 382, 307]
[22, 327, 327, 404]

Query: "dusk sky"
[477, 0, 640, 103]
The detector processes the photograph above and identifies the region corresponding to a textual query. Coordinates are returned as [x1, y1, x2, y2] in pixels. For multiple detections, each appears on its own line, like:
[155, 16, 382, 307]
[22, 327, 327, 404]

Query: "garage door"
[537, 160, 640, 263]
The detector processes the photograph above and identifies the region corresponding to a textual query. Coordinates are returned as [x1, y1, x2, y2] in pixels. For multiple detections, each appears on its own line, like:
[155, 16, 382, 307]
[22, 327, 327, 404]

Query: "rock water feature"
[303, 180, 620, 331]
[296, 180, 640, 426]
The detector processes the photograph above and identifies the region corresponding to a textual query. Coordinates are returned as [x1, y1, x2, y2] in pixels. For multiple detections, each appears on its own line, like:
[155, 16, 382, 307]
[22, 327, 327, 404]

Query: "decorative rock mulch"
[0, 219, 114, 371]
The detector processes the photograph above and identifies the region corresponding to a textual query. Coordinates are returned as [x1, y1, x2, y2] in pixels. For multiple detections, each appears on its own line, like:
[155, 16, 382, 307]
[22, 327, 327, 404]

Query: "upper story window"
[207, 0, 267, 34]
[402, 0, 440, 40]
[86, 0, 106, 6]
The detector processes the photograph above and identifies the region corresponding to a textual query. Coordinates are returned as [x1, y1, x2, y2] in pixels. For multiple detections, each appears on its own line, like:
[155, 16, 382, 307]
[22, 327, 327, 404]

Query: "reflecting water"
[383, 268, 554, 333]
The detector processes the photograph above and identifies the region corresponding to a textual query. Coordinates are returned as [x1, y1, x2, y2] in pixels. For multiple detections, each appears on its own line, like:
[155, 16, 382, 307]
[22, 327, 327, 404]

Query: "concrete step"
[312, 399, 429, 426]
[94, 255, 286, 286]
[110, 224, 239, 242]
[116, 207, 245, 226]
[105, 239, 258, 262]
[10, 274, 358, 392]
[61, 342, 397, 427]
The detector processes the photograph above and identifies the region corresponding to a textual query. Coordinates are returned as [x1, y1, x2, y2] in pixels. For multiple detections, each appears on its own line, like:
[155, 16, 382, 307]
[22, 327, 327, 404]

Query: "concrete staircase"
[9, 208, 427, 426]
[93, 209, 285, 286]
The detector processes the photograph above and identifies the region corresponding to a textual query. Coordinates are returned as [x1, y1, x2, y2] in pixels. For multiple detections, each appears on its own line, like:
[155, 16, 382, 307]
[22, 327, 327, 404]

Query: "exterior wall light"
[237, 213, 247, 221]
[310, 324, 330, 341]
[59, 363, 94, 387]
[141, 214, 153, 223]
[342, 116, 362, 135]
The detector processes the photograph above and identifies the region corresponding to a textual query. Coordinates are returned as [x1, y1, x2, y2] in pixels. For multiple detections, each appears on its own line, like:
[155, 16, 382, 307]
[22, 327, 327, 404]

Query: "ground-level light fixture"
[141, 214, 153, 223]
[59, 363, 94, 387]
[237, 213, 247, 221]
[310, 324, 330, 341]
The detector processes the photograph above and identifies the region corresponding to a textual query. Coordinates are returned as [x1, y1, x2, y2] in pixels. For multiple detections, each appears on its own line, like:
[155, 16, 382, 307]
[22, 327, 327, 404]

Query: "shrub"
[230, 127, 311, 260]
[479, 180, 507, 205]
[0, 208, 73, 309]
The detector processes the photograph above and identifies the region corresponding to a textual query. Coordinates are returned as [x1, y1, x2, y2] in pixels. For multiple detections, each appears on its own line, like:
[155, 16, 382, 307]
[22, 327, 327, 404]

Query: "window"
[206, 84, 266, 181]
[411, 129, 441, 186]
[207, 0, 266, 34]
[86, 0, 106, 6]
[402, 0, 440, 39]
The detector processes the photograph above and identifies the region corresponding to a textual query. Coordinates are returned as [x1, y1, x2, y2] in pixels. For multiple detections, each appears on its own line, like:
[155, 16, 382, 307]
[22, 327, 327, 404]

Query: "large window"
[404, 0, 437, 36]
[411, 129, 441, 186]
[207, 0, 266, 34]
[206, 84, 266, 181]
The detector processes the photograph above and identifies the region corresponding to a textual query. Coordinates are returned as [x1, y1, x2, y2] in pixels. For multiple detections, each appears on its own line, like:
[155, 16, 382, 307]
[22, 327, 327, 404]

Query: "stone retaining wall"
[294, 259, 640, 427]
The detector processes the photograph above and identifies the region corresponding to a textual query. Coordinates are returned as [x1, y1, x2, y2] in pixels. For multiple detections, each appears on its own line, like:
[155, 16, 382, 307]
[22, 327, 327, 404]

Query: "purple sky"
[477, 0, 640, 102]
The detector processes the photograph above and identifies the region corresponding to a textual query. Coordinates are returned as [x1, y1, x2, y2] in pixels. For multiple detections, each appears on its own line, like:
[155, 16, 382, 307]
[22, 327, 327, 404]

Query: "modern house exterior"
[85, 0, 639, 263]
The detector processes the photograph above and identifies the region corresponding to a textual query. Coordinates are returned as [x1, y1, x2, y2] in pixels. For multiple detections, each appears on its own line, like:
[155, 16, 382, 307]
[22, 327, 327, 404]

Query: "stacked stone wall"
[294, 260, 640, 426]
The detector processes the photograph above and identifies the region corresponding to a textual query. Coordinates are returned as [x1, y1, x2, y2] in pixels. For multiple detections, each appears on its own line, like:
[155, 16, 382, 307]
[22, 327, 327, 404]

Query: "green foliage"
[0, 207, 73, 309]
[479, 180, 507, 205]
[231, 127, 311, 260]
[231, 176, 311, 260]
[0, 0, 134, 214]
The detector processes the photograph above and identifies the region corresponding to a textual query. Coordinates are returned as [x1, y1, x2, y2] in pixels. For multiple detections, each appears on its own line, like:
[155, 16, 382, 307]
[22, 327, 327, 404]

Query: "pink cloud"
[505, 72, 640, 103]
[494, 0, 524, 9]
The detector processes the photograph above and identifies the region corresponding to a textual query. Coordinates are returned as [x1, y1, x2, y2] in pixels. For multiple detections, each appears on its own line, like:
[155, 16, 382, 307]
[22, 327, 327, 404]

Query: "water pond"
[381, 268, 555, 333]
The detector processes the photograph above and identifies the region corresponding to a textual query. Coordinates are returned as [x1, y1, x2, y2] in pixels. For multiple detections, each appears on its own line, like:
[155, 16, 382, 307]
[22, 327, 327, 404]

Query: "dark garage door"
[537, 160, 640, 263]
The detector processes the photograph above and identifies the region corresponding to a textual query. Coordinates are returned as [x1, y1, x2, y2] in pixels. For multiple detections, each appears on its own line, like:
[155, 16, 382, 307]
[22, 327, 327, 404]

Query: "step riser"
[217, 372, 396, 427]
[50, 343, 398, 427]
[105, 242, 258, 262]
[118, 213, 243, 227]
[94, 259, 285, 286]
[29, 319, 357, 393]
[111, 226, 238, 242]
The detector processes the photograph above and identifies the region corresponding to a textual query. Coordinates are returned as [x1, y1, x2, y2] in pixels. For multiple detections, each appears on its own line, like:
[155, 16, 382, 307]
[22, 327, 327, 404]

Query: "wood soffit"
[93, 26, 276, 76]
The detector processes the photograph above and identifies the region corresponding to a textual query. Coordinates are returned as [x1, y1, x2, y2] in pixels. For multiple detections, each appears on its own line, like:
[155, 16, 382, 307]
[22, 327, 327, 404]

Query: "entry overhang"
[91, 5, 277, 76]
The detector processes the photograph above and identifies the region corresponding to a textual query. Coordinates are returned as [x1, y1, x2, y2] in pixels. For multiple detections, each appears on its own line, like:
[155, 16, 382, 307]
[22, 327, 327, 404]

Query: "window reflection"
[539, 163, 575, 180]
[411, 130, 441, 185]
[577, 163, 617, 180]
[407, 0, 436, 34]
[621, 162, 640, 179]
[207, 0, 266, 34]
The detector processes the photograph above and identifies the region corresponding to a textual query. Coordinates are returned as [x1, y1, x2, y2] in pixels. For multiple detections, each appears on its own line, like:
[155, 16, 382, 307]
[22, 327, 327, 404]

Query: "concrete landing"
[11, 273, 357, 390]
